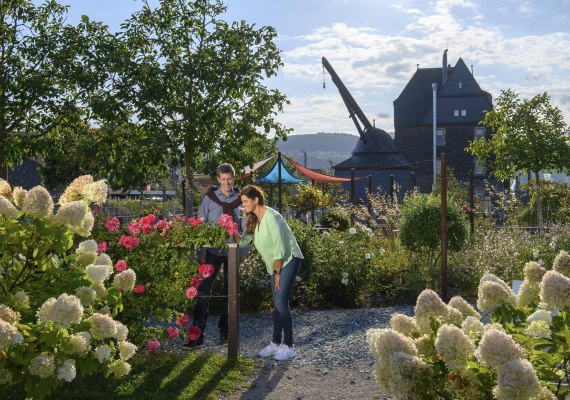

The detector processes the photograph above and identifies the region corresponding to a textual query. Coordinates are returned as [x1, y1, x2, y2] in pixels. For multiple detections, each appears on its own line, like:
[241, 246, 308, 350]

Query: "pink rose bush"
[92, 210, 232, 346]
[0, 177, 136, 399]
[367, 252, 570, 400]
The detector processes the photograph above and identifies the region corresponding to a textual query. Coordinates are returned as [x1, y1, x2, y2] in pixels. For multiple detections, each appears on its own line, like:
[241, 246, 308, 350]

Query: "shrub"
[320, 207, 350, 231]
[0, 177, 136, 400]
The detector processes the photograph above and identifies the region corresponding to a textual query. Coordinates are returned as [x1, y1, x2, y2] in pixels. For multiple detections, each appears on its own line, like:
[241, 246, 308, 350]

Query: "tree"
[0, 0, 120, 175]
[468, 89, 570, 227]
[292, 183, 331, 223]
[119, 0, 290, 216]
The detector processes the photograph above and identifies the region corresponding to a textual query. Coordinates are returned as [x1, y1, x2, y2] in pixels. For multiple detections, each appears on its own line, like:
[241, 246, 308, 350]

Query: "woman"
[236, 185, 303, 361]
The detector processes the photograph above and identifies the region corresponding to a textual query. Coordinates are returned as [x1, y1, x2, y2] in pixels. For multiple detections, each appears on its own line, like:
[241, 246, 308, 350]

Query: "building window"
[454, 110, 459, 117]
[436, 128, 446, 146]
[474, 126, 485, 140]
[474, 158, 484, 176]
[461, 109, 467, 116]
[458, 82, 463, 89]
[436, 158, 441, 176]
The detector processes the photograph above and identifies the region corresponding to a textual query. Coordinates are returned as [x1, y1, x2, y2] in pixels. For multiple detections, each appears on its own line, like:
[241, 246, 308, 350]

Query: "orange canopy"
[284, 156, 355, 183]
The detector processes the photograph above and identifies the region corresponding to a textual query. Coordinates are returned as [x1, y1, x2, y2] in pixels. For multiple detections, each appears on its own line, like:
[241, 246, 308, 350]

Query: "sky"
[60, 0, 570, 136]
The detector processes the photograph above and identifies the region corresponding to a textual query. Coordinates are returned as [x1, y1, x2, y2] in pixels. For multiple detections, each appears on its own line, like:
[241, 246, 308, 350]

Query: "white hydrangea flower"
[477, 280, 516, 312]
[435, 324, 475, 371]
[493, 358, 541, 400]
[113, 269, 137, 292]
[86, 264, 112, 284]
[366, 328, 417, 360]
[414, 289, 449, 333]
[414, 334, 436, 358]
[0, 196, 18, 219]
[54, 201, 89, 230]
[0, 369, 13, 385]
[118, 341, 137, 361]
[365, 252, 374, 260]
[75, 209, 95, 237]
[75, 286, 97, 306]
[57, 359, 76, 382]
[98, 305, 111, 315]
[95, 253, 112, 267]
[523, 261, 546, 283]
[77, 240, 98, 254]
[114, 321, 129, 341]
[534, 386, 556, 400]
[554, 250, 570, 277]
[516, 280, 540, 308]
[538, 259, 545, 267]
[533, 249, 539, 259]
[28, 355, 56, 378]
[0, 304, 21, 324]
[390, 314, 419, 337]
[448, 296, 481, 319]
[94, 344, 112, 363]
[525, 321, 551, 339]
[22, 186, 53, 217]
[461, 316, 484, 341]
[527, 309, 553, 326]
[67, 332, 91, 354]
[108, 359, 131, 377]
[539, 270, 570, 310]
[348, 227, 356, 234]
[0, 179, 12, 200]
[46, 294, 84, 329]
[81, 180, 108, 204]
[92, 282, 107, 299]
[14, 290, 30, 308]
[384, 351, 430, 400]
[37, 297, 56, 323]
[12, 186, 27, 208]
[0, 319, 20, 350]
[90, 313, 117, 340]
[475, 326, 524, 368]
[59, 175, 94, 204]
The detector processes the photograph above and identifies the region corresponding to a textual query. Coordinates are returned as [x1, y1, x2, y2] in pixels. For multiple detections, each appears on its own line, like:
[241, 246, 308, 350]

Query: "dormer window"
[458, 82, 463, 89]
[454, 110, 459, 117]
[461, 109, 467, 116]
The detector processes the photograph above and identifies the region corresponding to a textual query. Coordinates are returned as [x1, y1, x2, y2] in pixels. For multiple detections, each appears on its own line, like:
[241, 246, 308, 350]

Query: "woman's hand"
[274, 274, 280, 291]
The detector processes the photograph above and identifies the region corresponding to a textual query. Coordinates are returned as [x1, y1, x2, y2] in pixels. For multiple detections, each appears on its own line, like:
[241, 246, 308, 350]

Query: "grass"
[4, 352, 254, 400]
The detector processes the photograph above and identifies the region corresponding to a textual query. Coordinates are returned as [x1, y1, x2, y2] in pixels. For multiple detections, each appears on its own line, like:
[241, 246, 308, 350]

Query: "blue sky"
[61, 0, 570, 136]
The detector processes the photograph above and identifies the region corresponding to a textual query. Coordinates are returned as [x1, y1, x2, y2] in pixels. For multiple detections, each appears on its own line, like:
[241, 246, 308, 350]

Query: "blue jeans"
[271, 257, 302, 347]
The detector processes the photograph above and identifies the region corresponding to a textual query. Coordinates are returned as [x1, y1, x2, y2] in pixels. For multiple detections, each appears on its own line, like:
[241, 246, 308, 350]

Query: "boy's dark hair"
[216, 163, 235, 177]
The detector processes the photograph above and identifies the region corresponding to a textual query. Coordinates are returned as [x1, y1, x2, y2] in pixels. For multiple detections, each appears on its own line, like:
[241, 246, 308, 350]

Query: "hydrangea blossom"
[475, 327, 525, 368]
[14, 291, 29, 308]
[81, 180, 108, 204]
[47, 294, 84, 329]
[414, 289, 449, 333]
[435, 324, 475, 371]
[66, 332, 91, 354]
[523, 261, 547, 283]
[0, 319, 20, 350]
[113, 269, 137, 292]
[390, 314, 419, 337]
[448, 296, 481, 319]
[539, 270, 570, 310]
[477, 280, 516, 312]
[75, 286, 97, 306]
[57, 359, 77, 382]
[0, 304, 21, 324]
[94, 344, 113, 363]
[118, 341, 137, 361]
[54, 201, 89, 230]
[527, 309, 553, 326]
[516, 280, 540, 308]
[86, 264, 112, 284]
[0, 179, 12, 200]
[59, 175, 94, 204]
[90, 313, 117, 340]
[0, 197, 18, 219]
[461, 316, 484, 341]
[493, 358, 541, 400]
[553, 250, 570, 277]
[22, 186, 53, 217]
[13, 187, 27, 208]
[114, 321, 129, 341]
[525, 321, 551, 339]
[28, 355, 56, 378]
[108, 359, 131, 377]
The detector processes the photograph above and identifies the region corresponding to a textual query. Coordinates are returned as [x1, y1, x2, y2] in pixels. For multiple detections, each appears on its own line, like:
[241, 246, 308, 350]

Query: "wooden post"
[390, 175, 395, 205]
[469, 170, 474, 237]
[311, 179, 315, 224]
[227, 244, 240, 359]
[440, 153, 448, 302]
[278, 151, 283, 214]
[350, 168, 355, 206]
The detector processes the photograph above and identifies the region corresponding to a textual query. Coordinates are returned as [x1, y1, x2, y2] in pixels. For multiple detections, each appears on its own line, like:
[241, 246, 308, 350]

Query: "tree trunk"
[184, 145, 195, 218]
[535, 171, 543, 229]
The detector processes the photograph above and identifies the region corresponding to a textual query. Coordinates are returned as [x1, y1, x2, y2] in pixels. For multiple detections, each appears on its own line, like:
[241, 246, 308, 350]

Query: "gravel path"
[167, 306, 415, 399]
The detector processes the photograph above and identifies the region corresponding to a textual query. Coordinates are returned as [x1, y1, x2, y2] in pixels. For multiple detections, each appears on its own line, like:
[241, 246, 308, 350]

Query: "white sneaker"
[274, 344, 296, 360]
[258, 342, 280, 357]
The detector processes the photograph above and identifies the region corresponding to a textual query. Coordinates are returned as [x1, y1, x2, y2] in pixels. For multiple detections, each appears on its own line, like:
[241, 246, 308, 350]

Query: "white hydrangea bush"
[367, 251, 570, 399]
[0, 177, 136, 400]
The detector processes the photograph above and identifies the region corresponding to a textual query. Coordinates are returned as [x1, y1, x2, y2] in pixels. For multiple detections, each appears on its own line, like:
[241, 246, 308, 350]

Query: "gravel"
[163, 305, 415, 399]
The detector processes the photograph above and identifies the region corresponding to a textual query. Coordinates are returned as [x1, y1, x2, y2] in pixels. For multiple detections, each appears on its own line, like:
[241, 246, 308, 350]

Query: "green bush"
[320, 207, 350, 231]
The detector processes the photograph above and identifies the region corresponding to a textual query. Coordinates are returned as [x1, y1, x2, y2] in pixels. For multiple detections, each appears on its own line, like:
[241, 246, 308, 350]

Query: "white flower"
[90, 313, 117, 340]
[12, 186, 26, 208]
[59, 175, 94, 204]
[94, 344, 112, 363]
[365, 252, 373, 260]
[118, 341, 137, 361]
[341, 277, 349, 285]
[37, 297, 56, 323]
[113, 269, 137, 292]
[45, 294, 84, 329]
[28, 355, 55, 378]
[493, 358, 541, 400]
[0, 196, 18, 219]
[81, 180, 108, 204]
[525, 321, 551, 339]
[435, 324, 475, 371]
[75, 286, 97, 306]
[96, 253, 113, 267]
[539, 270, 570, 310]
[75, 210, 95, 237]
[527, 309, 552, 326]
[86, 264, 112, 284]
[349, 227, 356, 234]
[54, 201, 89, 230]
[533, 249, 539, 259]
[477, 279, 515, 312]
[108, 359, 131, 377]
[538, 259, 545, 267]
[516, 280, 540, 308]
[414, 289, 449, 333]
[114, 321, 129, 341]
[0, 304, 21, 324]
[0, 179, 12, 200]
[390, 314, 419, 337]
[379, 248, 386, 256]
[554, 250, 570, 277]
[67, 332, 91, 354]
[22, 186, 53, 217]
[0, 319, 19, 350]
[92, 282, 107, 299]
[57, 359, 77, 382]
[461, 316, 484, 341]
[448, 296, 481, 319]
[14, 290, 30, 308]
[77, 240, 98, 254]
[523, 261, 546, 283]
[475, 326, 524, 368]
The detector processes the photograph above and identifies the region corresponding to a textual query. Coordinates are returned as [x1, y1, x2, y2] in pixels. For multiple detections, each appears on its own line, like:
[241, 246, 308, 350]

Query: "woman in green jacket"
[237, 185, 303, 361]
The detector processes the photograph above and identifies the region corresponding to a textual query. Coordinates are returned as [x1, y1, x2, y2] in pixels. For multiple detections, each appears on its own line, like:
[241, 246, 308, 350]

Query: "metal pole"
[440, 153, 448, 302]
[278, 152, 282, 214]
[469, 170, 474, 237]
[432, 83, 438, 191]
[227, 244, 240, 358]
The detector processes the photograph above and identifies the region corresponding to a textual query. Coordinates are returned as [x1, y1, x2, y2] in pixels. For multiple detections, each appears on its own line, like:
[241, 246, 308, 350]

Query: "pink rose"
[187, 217, 204, 228]
[115, 259, 127, 272]
[118, 235, 140, 250]
[128, 221, 142, 237]
[134, 285, 146, 294]
[166, 326, 180, 340]
[105, 217, 120, 233]
[190, 276, 203, 288]
[188, 324, 202, 341]
[140, 214, 156, 226]
[185, 287, 198, 299]
[97, 241, 108, 254]
[146, 340, 160, 353]
[176, 313, 190, 326]
[198, 264, 214, 278]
